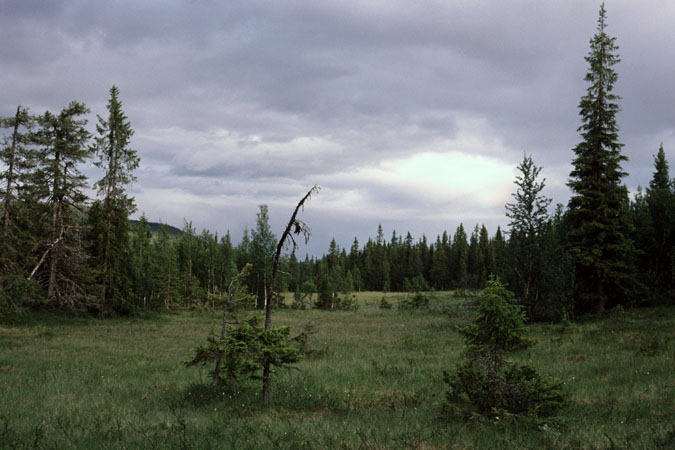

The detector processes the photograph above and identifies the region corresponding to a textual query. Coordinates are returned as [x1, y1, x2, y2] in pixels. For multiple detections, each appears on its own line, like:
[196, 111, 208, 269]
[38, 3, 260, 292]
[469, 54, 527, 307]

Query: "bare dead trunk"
[29, 232, 64, 280]
[47, 150, 62, 300]
[262, 186, 319, 404]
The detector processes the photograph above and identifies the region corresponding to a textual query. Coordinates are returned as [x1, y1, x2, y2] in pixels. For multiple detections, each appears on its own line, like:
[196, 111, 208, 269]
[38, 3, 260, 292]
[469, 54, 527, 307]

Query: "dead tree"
[262, 185, 319, 404]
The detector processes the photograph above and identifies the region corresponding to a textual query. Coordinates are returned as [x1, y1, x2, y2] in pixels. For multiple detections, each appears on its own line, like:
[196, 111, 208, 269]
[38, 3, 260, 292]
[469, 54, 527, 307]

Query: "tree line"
[2, 5, 674, 321]
[291, 5, 675, 319]
[0, 87, 141, 315]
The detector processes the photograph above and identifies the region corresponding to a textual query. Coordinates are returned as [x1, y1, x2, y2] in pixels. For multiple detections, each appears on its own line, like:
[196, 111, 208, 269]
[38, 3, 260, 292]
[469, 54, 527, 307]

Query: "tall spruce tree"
[154, 223, 181, 310]
[130, 214, 154, 308]
[250, 205, 276, 308]
[177, 221, 201, 305]
[505, 155, 551, 318]
[90, 86, 140, 309]
[567, 4, 635, 313]
[0, 106, 36, 281]
[34, 102, 92, 306]
[467, 226, 482, 288]
[645, 145, 675, 298]
[218, 231, 237, 293]
[451, 224, 469, 288]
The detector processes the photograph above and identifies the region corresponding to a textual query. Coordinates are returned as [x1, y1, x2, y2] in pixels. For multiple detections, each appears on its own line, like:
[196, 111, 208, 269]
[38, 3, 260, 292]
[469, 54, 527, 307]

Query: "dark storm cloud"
[2, 0, 674, 254]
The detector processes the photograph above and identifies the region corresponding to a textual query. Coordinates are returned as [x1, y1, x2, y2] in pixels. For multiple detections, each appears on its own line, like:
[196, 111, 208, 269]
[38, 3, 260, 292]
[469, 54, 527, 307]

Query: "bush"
[399, 292, 429, 310]
[314, 276, 358, 311]
[0, 275, 42, 321]
[290, 290, 308, 310]
[459, 279, 531, 354]
[444, 357, 565, 420]
[333, 293, 359, 311]
[379, 296, 392, 309]
[443, 277, 565, 422]
[185, 316, 304, 387]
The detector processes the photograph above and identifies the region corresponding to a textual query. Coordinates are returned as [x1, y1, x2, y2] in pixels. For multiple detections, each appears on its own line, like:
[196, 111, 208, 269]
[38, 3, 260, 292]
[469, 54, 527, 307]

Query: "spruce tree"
[0, 106, 36, 281]
[130, 214, 154, 308]
[467, 225, 482, 288]
[645, 145, 674, 297]
[90, 86, 140, 309]
[250, 205, 276, 308]
[490, 226, 506, 279]
[478, 225, 490, 287]
[450, 224, 469, 288]
[154, 223, 181, 310]
[567, 4, 635, 313]
[430, 235, 448, 289]
[443, 277, 565, 420]
[177, 221, 200, 305]
[219, 231, 237, 291]
[34, 102, 93, 306]
[505, 155, 552, 318]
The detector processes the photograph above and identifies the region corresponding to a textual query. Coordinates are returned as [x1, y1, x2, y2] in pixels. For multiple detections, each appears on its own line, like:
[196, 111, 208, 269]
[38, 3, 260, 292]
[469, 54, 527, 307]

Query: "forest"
[2, 89, 674, 322]
[1, 4, 674, 449]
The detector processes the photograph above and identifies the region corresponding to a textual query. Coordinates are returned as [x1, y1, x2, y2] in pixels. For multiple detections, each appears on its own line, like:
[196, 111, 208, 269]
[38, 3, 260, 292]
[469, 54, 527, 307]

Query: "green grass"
[0, 294, 673, 449]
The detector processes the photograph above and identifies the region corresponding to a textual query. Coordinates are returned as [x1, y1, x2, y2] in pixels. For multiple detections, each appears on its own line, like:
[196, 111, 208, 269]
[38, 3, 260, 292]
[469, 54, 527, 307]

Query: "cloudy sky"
[2, 0, 674, 255]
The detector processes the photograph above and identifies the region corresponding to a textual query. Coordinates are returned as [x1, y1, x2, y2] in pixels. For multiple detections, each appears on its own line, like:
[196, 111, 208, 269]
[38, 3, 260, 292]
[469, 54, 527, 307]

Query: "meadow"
[0, 292, 673, 449]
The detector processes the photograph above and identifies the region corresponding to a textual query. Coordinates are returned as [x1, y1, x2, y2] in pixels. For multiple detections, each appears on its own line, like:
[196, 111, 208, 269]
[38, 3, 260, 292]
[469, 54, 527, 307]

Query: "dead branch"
[265, 185, 319, 330]
[262, 185, 319, 404]
[28, 228, 65, 280]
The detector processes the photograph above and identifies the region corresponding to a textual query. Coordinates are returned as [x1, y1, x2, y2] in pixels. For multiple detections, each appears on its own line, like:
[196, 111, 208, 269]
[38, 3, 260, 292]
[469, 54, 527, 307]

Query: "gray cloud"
[2, 0, 674, 255]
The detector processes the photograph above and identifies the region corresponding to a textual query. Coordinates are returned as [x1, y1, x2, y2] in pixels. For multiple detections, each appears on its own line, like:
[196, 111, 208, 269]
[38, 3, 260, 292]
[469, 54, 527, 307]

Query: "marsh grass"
[0, 296, 673, 449]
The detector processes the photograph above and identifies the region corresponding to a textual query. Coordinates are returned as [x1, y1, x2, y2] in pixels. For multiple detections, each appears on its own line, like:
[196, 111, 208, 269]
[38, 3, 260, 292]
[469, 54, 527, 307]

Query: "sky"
[2, 0, 674, 256]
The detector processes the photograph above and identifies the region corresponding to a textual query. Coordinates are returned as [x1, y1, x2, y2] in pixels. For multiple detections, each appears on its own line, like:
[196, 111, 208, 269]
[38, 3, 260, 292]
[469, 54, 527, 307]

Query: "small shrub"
[442, 277, 565, 422]
[185, 316, 304, 387]
[554, 310, 577, 335]
[185, 264, 305, 389]
[272, 292, 287, 308]
[444, 357, 565, 419]
[459, 279, 532, 354]
[399, 292, 429, 310]
[290, 291, 308, 310]
[0, 275, 41, 321]
[334, 293, 359, 311]
[314, 287, 358, 311]
[314, 275, 334, 310]
[636, 336, 671, 357]
[379, 296, 392, 309]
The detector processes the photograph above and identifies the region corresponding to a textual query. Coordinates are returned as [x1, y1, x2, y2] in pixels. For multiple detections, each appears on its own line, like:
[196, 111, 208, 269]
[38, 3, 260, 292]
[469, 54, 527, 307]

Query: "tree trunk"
[214, 265, 250, 387]
[261, 186, 319, 404]
[593, 280, 606, 313]
[0, 106, 21, 273]
[166, 265, 172, 310]
[213, 298, 229, 387]
[47, 149, 62, 300]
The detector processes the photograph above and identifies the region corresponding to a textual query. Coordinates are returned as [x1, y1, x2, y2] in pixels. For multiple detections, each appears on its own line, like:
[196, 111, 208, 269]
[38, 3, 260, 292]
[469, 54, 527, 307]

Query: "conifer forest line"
[1, 5, 674, 322]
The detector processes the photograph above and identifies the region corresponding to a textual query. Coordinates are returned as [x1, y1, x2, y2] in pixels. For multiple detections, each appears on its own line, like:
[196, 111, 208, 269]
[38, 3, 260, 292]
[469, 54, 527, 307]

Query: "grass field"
[0, 292, 673, 449]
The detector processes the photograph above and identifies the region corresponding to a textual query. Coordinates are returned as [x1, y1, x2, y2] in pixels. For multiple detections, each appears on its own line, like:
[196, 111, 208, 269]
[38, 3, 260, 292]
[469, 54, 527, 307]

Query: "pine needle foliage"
[186, 265, 306, 389]
[567, 4, 635, 313]
[90, 86, 139, 311]
[185, 316, 304, 387]
[443, 277, 565, 422]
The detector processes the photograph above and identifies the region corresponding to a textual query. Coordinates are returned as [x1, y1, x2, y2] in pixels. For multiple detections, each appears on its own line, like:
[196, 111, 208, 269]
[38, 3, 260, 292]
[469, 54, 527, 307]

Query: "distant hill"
[129, 220, 183, 237]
